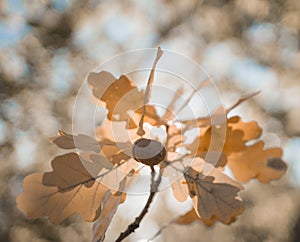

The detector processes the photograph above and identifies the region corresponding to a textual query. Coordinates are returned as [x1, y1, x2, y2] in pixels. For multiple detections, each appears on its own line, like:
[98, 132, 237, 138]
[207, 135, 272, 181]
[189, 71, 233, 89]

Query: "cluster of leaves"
[17, 48, 287, 242]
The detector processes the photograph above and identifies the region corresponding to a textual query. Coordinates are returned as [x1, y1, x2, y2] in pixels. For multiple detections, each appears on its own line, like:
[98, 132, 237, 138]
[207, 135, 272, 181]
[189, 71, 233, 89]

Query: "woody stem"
[115, 168, 162, 242]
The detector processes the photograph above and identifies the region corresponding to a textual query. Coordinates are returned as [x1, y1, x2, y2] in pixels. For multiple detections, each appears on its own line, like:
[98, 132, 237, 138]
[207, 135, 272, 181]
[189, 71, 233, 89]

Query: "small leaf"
[50, 130, 101, 152]
[228, 141, 287, 183]
[175, 208, 230, 226]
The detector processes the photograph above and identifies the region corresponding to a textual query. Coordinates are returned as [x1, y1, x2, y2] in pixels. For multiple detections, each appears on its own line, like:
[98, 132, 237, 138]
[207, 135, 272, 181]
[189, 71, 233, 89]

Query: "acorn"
[132, 138, 166, 166]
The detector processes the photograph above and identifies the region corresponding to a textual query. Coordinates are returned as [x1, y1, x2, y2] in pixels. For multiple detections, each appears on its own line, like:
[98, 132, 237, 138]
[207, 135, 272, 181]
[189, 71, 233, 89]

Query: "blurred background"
[1, 0, 300, 241]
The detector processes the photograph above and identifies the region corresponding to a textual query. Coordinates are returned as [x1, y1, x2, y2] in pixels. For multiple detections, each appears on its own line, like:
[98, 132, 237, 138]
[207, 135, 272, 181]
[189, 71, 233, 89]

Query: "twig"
[175, 78, 211, 116]
[137, 47, 163, 136]
[115, 169, 162, 242]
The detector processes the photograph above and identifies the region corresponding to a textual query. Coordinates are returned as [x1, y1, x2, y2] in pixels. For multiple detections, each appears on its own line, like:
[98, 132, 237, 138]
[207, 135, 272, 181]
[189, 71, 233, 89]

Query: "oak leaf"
[185, 116, 262, 167]
[228, 141, 287, 183]
[198, 116, 261, 155]
[184, 167, 244, 224]
[50, 130, 101, 152]
[51, 129, 134, 168]
[175, 208, 234, 226]
[17, 153, 111, 224]
[16, 43, 288, 242]
[87, 71, 162, 129]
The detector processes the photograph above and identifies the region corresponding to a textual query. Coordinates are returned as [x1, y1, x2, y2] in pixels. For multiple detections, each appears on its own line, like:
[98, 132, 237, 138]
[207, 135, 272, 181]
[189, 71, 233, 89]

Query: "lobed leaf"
[186, 116, 262, 167]
[228, 141, 287, 183]
[17, 153, 109, 224]
[175, 208, 230, 226]
[50, 130, 101, 152]
[87, 71, 162, 129]
[184, 167, 244, 224]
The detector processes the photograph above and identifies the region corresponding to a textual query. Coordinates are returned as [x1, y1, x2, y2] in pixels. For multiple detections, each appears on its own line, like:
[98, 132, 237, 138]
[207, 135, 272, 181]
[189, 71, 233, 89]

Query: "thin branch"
[226, 90, 260, 114]
[175, 78, 211, 116]
[161, 87, 184, 121]
[137, 47, 163, 136]
[115, 169, 162, 242]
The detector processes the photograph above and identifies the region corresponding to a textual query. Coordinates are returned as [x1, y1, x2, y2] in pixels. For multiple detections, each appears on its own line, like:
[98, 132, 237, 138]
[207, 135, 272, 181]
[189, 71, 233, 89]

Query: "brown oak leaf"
[175, 208, 236, 226]
[87, 71, 162, 129]
[227, 141, 287, 183]
[16, 41, 288, 242]
[51, 130, 132, 166]
[50, 130, 101, 152]
[184, 167, 244, 224]
[185, 116, 262, 167]
[17, 153, 111, 224]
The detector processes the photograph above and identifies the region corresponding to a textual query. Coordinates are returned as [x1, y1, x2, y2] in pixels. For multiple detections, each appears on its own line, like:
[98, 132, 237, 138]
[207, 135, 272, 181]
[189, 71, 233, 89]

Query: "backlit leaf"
[228, 141, 287, 183]
[184, 167, 244, 224]
[175, 208, 230, 226]
[186, 116, 262, 167]
[17, 153, 109, 224]
[50, 130, 101, 152]
[87, 71, 162, 129]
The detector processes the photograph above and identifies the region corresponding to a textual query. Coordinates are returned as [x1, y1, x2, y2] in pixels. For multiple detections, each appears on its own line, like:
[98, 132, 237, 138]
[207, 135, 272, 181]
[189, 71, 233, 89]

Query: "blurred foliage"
[0, 0, 300, 241]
